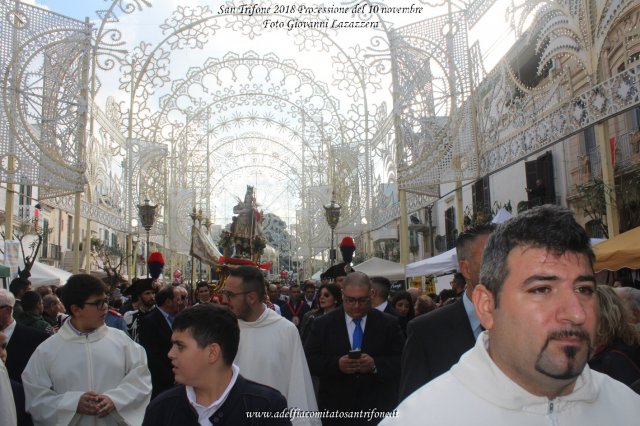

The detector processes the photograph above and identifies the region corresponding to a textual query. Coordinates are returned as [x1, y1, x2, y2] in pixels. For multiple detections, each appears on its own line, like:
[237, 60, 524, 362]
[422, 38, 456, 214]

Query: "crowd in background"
[2, 206, 640, 425]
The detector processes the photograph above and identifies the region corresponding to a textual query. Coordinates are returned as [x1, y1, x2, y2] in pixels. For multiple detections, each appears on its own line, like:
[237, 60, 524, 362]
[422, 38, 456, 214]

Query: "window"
[472, 176, 490, 216]
[627, 107, 640, 130]
[41, 219, 49, 258]
[18, 185, 32, 219]
[525, 151, 555, 206]
[445, 206, 457, 250]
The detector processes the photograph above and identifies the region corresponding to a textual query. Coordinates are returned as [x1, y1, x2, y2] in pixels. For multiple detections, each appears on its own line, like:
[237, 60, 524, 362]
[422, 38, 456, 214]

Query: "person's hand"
[77, 391, 99, 415]
[338, 355, 360, 375]
[95, 394, 115, 418]
[358, 353, 376, 373]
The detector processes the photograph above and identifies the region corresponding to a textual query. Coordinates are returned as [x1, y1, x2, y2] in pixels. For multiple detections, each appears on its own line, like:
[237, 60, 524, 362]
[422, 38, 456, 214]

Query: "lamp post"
[137, 197, 157, 277]
[323, 190, 341, 267]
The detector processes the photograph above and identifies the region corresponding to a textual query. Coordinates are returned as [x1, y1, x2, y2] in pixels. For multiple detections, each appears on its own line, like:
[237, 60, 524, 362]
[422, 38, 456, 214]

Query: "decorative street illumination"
[323, 189, 341, 267]
[137, 197, 157, 277]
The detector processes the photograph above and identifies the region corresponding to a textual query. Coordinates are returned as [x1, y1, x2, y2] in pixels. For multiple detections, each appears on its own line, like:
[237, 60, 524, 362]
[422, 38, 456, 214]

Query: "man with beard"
[383, 205, 640, 425]
[281, 284, 311, 328]
[223, 266, 319, 426]
[123, 279, 156, 342]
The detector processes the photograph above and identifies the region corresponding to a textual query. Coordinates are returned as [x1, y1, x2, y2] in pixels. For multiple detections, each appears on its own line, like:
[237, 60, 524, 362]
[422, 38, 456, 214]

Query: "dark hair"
[316, 283, 342, 313]
[229, 266, 265, 298]
[303, 282, 316, 292]
[451, 272, 466, 290]
[371, 276, 391, 299]
[456, 223, 496, 262]
[156, 285, 176, 307]
[21, 291, 42, 312]
[9, 278, 30, 297]
[173, 304, 239, 365]
[438, 289, 457, 304]
[61, 274, 108, 315]
[390, 290, 415, 319]
[320, 273, 327, 280]
[480, 205, 594, 307]
[196, 281, 210, 290]
[415, 294, 437, 316]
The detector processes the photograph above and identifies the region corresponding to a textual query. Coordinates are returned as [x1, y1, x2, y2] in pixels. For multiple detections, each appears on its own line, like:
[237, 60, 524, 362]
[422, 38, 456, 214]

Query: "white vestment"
[22, 320, 152, 426]
[1, 361, 17, 426]
[235, 307, 320, 426]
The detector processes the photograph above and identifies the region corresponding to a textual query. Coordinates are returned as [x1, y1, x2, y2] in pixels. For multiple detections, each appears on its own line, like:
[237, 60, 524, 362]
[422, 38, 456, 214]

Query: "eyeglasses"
[222, 290, 251, 299]
[84, 299, 109, 310]
[343, 297, 371, 305]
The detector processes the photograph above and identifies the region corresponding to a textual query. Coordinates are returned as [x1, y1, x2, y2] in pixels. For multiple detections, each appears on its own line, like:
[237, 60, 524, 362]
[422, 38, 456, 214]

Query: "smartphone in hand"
[348, 349, 362, 359]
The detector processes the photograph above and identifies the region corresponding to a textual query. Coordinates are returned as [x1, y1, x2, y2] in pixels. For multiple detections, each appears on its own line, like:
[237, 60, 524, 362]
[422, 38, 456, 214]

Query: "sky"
[27, 0, 523, 230]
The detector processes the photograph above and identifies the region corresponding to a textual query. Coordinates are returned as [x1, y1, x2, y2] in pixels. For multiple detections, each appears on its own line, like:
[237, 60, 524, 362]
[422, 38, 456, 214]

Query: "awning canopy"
[353, 257, 405, 280]
[405, 248, 458, 278]
[593, 226, 640, 272]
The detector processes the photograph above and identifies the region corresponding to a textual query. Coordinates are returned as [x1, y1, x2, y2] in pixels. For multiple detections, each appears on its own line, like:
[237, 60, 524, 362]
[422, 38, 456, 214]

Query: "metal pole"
[146, 228, 150, 277]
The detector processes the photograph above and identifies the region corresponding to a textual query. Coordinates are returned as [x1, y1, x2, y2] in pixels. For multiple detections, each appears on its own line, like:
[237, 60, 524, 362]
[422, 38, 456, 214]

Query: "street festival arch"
[4, 0, 637, 276]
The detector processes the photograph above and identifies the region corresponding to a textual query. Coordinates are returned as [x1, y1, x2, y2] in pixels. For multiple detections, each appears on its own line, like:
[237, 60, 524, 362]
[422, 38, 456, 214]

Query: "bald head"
[343, 272, 371, 291]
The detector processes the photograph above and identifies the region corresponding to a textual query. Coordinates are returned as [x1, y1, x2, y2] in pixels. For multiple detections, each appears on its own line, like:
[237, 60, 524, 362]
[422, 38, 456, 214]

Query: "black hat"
[324, 262, 352, 279]
[123, 278, 155, 297]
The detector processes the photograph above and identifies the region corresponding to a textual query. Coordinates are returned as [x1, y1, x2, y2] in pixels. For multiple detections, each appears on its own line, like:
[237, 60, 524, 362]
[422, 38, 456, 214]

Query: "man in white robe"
[22, 274, 151, 426]
[224, 266, 320, 426]
[1, 360, 17, 426]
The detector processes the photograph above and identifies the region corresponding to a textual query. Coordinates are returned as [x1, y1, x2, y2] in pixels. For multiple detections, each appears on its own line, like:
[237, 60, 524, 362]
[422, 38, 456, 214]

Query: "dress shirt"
[345, 312, 367, 349]
[158, 307, 174, 328]
[462, 292, 482, 339]
[375, 300, 389, 312]
[3, 319, 16, 341]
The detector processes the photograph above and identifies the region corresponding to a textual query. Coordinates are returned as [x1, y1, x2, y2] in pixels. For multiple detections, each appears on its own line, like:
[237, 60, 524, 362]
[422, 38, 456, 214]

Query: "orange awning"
[593, 226, 640, 272]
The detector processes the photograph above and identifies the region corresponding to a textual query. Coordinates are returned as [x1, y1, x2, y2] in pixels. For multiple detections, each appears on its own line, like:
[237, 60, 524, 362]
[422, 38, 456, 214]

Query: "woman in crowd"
[299, 283, 342, 343]
[414, 294, 437, 317]
[589, 285, 640, 392]
[390, 290, 415, 333]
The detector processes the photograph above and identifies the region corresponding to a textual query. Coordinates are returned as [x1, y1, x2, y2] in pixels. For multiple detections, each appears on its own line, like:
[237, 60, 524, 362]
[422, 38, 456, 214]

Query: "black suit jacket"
[138, 308, 174, 398]
[280, 299, 310, 327]
[382, 303, 408, 334]
[143, 375, 291, 426]
[398, 298, 475, 400]
[304, 308, 404, 425]
[6, 322, 49, 383]
[11, 379, 34, 426]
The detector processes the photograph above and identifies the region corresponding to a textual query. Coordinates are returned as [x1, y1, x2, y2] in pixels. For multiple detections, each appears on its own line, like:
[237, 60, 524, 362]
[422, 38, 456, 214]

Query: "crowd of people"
[1, 205, 640, 425]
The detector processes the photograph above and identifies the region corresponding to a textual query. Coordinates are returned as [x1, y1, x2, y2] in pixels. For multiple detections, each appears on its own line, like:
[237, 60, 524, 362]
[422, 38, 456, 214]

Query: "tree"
[262, 213, 292, 268]
[90, 237, 127, 287]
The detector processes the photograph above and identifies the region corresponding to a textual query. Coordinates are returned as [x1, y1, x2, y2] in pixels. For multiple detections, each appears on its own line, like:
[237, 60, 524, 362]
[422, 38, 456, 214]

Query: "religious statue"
[230, 186, 266, 260]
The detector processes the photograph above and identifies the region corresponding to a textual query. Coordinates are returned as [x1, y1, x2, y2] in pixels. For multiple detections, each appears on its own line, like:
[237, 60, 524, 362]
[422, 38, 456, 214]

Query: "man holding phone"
[304, 272, 404, 425]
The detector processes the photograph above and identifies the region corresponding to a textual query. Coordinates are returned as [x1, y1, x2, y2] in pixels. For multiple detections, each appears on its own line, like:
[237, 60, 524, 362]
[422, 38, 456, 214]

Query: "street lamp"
[323, 189, 341, 267]
[137, 197, 157, 277]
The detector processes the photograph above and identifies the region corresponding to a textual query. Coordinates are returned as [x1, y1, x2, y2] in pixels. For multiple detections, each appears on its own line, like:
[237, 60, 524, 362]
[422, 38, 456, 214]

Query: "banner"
[190, 224, 222, 266]
[3, 241, 21, 279]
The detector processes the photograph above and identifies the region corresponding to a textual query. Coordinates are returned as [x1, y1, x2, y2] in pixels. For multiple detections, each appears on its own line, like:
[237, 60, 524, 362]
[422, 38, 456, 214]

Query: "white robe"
[1, 361, 17, 426]
[22, 320, 152, 426]
[235, 307, 320, 426]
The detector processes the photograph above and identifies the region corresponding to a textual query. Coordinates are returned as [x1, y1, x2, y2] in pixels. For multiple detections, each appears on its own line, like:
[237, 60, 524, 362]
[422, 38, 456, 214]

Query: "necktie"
[352, 319, 363, 349]
[167, 315, 174, 327]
